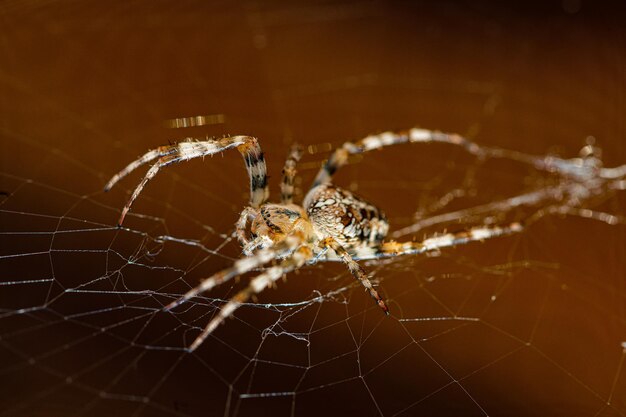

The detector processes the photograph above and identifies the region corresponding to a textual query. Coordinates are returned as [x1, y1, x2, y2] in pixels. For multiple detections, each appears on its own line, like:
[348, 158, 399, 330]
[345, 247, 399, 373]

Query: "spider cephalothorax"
[106, 129, 524, 351]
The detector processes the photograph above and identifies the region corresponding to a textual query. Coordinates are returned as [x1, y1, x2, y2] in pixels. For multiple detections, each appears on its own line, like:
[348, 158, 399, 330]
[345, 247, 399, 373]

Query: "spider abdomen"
[304, 184, 389, 249]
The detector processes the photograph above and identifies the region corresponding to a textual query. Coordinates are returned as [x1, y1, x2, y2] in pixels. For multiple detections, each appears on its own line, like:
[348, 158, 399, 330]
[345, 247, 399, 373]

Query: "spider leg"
[312, 128, 593, 188]
[313, 127, 626, 188]
[104, 146, 171, 191]
[280, 143, 303, 204]
[241, 235, 273, 256]
[352, 222, 524, 261]
[165, 233, 304, 311]
[115, 153, 179, 225]
[321, 237, 389, 315]
[187, 245, 313, 352]
[312, 128, 486, 187]
[105, 136, 269, 225]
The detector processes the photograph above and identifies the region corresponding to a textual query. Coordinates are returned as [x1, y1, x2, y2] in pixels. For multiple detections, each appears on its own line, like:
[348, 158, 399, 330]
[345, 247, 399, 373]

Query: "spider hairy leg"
[115, 153, 178, 226]
[321, 237, 389, 315]
[280, 143, 303, 204]
[104, 146, 173, 192]
[313, 127, 611, 188]
[312, 128, 485, 187]
[352, 222, 524, 260]
[188, 245, 313, 352]
[105, 136, 269, 225]
[165, 233, 304, 311]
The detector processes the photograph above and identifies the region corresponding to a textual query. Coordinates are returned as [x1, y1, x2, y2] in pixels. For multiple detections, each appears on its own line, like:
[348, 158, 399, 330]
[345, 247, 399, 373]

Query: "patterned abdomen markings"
[304, 184, 389, 249]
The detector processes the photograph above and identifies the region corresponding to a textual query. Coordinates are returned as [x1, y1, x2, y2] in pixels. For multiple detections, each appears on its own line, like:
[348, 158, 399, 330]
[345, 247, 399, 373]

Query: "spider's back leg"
[165, 232, 305, 311]
[311, 128, 484, 188]
[187, 244, 313, 352]
[352, 222, 524, 261]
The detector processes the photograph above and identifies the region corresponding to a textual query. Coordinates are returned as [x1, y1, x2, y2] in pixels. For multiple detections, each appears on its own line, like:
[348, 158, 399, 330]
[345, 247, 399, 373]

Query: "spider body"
[106, 129, 523, 351]
[243, 184, 388, 260]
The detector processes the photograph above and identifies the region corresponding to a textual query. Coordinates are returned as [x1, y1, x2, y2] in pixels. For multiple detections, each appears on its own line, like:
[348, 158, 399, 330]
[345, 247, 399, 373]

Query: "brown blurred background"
[0, 1, 625, 416]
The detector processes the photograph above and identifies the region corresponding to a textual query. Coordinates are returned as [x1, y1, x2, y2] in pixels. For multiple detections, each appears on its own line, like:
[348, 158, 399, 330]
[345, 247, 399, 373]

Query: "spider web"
[1, 2, 626, 416]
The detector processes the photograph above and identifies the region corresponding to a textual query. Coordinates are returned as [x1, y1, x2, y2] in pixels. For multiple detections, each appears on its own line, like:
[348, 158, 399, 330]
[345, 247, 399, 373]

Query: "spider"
[105, 128, 522, 351]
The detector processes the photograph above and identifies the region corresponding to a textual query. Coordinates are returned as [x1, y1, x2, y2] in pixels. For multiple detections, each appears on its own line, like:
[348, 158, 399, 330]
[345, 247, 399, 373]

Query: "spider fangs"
[105, 129, 522, 351]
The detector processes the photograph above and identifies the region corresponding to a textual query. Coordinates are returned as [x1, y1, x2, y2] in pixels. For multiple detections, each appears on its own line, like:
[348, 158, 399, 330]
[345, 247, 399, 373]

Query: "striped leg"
[165, 233, 304, 311]
[105, 136, 269, 225]
[312, 127, 616, 188]
[280, 143, 303, 204]
[353, 222, 524, 261]
[187, 245, 313, 352]
[312, 129, 487, 187]
[321, 237, 390, 315]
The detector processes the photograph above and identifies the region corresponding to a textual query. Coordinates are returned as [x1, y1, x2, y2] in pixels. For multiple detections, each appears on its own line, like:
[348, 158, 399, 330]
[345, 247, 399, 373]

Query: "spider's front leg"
[105, 136, 269, 225]
[187, 245, 313, 352]
[165, 232, 304, 311]
[280, 143, 303, 204]
[312, 128, 484, 187]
